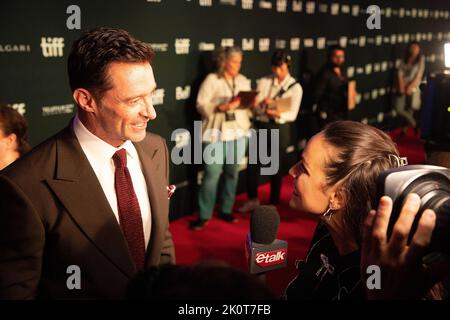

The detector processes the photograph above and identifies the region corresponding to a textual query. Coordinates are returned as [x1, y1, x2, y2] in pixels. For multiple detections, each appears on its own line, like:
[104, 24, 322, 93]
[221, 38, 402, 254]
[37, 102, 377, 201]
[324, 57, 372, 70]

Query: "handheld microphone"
[245, 206, 288, 274]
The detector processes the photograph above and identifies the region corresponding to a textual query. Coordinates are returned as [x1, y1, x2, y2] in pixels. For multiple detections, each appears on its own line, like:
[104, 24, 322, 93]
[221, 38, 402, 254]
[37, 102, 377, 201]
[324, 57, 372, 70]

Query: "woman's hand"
[361, 193, 449, 299]
[216, 97, 241, 112]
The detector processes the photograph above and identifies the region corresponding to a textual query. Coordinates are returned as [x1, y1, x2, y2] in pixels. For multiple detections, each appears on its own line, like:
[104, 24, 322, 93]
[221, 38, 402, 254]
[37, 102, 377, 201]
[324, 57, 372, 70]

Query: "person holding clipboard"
[239, 50, 303, 212]
[192, 46, 253, 230]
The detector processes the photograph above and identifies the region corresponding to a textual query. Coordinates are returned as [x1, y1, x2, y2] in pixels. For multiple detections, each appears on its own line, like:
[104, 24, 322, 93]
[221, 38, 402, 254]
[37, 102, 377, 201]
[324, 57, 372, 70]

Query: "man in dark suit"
[0, 27, 175, 299]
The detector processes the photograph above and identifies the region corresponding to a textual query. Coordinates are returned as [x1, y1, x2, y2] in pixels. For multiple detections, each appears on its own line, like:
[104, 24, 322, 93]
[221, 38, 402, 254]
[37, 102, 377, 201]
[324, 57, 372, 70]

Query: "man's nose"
[141, 96, 157, 120]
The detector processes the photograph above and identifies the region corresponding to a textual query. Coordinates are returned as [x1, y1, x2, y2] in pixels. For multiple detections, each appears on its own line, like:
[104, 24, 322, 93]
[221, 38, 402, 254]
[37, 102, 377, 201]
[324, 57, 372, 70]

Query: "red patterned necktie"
[112, 148, 146, 270]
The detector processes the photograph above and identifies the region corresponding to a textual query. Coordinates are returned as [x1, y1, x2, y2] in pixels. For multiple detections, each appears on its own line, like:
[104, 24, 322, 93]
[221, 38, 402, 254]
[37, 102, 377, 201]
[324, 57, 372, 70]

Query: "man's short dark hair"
[67, 27, 154, 99]
[327, 45, 345, 60]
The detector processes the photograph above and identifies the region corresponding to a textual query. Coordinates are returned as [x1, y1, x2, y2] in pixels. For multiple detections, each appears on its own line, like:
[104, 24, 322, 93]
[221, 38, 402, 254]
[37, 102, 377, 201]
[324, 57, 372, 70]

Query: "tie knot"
[113, 149, 127, 168]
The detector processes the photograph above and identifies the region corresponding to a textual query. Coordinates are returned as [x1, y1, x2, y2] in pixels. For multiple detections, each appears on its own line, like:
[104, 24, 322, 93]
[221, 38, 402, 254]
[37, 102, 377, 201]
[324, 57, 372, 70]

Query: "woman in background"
[0, 104, 30, 170]
[191, 46, 252, 230]
[393, 41, 425, 135]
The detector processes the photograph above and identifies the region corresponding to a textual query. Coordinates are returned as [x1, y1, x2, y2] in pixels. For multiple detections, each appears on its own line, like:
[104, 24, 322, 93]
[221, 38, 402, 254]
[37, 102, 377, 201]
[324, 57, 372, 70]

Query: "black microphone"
[245, 205, 288, 275]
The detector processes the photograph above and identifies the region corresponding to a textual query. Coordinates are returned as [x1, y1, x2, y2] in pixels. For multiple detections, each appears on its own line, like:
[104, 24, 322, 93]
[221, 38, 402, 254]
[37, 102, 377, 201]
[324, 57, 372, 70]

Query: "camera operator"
[362, 194, 450, 300]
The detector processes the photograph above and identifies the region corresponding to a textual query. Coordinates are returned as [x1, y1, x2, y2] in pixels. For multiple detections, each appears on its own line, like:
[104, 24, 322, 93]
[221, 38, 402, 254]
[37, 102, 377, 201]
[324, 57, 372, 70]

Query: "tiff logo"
[175, 38, 190, 54]
[41, 37, 64, 57]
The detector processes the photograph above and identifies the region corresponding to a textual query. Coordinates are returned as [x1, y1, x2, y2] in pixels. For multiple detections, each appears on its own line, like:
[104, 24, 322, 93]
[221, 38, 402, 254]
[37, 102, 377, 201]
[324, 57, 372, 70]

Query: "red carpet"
[170, 126, 425, 297]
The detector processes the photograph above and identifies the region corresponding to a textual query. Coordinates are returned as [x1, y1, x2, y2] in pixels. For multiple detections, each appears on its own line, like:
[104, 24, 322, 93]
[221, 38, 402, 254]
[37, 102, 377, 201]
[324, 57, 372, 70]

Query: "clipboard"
[237, 90, 259, 108]
[268, 97, 292, 113]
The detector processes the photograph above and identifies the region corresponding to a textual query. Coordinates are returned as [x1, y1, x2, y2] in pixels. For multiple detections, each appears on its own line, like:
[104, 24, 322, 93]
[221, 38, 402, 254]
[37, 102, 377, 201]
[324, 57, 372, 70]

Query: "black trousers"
[246, 121, 290, 204]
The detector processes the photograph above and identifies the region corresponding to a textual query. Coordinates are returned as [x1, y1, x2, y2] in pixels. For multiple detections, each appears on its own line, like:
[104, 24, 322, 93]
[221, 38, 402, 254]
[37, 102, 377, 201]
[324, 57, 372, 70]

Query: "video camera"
[377, 165, 450, 256]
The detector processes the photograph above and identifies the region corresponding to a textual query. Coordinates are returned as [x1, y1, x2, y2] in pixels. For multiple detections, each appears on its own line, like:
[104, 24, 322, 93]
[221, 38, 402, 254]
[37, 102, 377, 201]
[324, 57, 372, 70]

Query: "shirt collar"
[73, 114, 139, 164]
[273, 74, 292, 87]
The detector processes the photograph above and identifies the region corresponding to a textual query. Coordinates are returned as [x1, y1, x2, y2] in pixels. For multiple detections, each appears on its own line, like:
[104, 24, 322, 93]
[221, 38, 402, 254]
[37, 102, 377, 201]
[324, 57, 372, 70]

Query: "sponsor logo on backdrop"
[259, 0, 272, 10]
[292, 0, 302, 12]
[42, 104, 74, 116]
[317, 37, 326, 50]
[290, 38, 300, 51]
[275, 39, 286, 49]
[149, 43, 169, 52]
[242, 38, 254, 51]
[241, 0, 253, 10]
[304, 38, 314, 48]
[341, 4, 350, 14]
[330, 3, 339, 16]
[175, 39, 190, 54]
[258, 38, 270, 52]
[176, 86, 191, 100]
[220, 0, 236, 5]
[319, 4, 327, 13]
[198, 42, 215, 51]
[276, 0, 287, 12]
[0, 44, 31, 53]
[8, 103, 26, 115]
[305, 1, 315, 14]
[221, 38, 234, 47]
[41, 37, 64, 57]
[152, 89, 165, 106]
[199, 0, 212, 6]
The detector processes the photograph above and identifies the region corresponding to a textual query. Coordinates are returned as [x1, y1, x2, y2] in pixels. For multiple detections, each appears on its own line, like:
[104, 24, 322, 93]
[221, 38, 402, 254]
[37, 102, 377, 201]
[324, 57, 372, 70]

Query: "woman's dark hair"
[0, 105, 30, 156]
[67, 27, 154, 100]
[403, 41, 422, 65]
[271, 49, 291, 68]
[322, 121, 400, 244]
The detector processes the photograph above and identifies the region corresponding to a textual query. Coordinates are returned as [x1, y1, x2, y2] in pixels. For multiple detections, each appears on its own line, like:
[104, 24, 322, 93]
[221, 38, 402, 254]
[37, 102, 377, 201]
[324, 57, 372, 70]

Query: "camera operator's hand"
[361, 193, 449, 299]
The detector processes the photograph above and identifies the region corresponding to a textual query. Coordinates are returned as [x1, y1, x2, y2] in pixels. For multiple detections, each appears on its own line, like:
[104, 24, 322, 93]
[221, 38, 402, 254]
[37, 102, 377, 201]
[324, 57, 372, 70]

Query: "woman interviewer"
[285, 121, 448, 299]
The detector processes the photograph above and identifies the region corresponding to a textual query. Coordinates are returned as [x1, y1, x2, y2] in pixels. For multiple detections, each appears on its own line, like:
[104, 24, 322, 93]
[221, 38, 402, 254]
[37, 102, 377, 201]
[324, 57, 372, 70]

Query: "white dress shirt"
[255, 74, 303, 124]
[73, 115, 152, 249]
[196, 73, 252, 142]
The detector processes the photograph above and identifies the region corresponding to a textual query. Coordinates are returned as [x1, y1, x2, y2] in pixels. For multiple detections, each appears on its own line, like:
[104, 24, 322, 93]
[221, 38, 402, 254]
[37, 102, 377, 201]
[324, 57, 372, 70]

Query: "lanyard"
[224, 77, 236, 98]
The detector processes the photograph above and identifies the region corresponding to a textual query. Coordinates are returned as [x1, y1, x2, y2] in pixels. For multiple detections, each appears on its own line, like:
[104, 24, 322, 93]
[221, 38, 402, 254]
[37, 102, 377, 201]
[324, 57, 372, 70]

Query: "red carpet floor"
[169, 126, 425, 297]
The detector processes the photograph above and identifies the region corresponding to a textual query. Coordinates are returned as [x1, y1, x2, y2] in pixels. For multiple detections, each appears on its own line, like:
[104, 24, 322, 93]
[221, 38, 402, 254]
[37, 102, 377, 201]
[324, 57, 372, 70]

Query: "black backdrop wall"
[1, 0, 449, 219]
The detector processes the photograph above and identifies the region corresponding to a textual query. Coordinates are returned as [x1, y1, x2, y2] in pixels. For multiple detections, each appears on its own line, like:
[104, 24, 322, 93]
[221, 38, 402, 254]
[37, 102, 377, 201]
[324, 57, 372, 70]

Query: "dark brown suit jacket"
[0, 123, 175, 299]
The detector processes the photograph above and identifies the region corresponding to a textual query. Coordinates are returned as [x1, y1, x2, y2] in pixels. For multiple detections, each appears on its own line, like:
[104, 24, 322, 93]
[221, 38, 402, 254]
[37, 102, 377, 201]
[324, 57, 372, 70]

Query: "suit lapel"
[46, 125, 136, 278]
[133, 139, 168, 267]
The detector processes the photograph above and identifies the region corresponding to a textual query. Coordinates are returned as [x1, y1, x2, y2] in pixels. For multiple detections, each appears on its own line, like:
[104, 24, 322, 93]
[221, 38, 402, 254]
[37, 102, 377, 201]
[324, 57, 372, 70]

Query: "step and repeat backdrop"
[1, 0, 449, 218]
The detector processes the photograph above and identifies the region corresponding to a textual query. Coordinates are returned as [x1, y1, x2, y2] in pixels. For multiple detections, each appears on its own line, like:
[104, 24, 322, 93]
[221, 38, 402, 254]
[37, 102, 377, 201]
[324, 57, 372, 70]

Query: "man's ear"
[73, 88, 97, 113]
